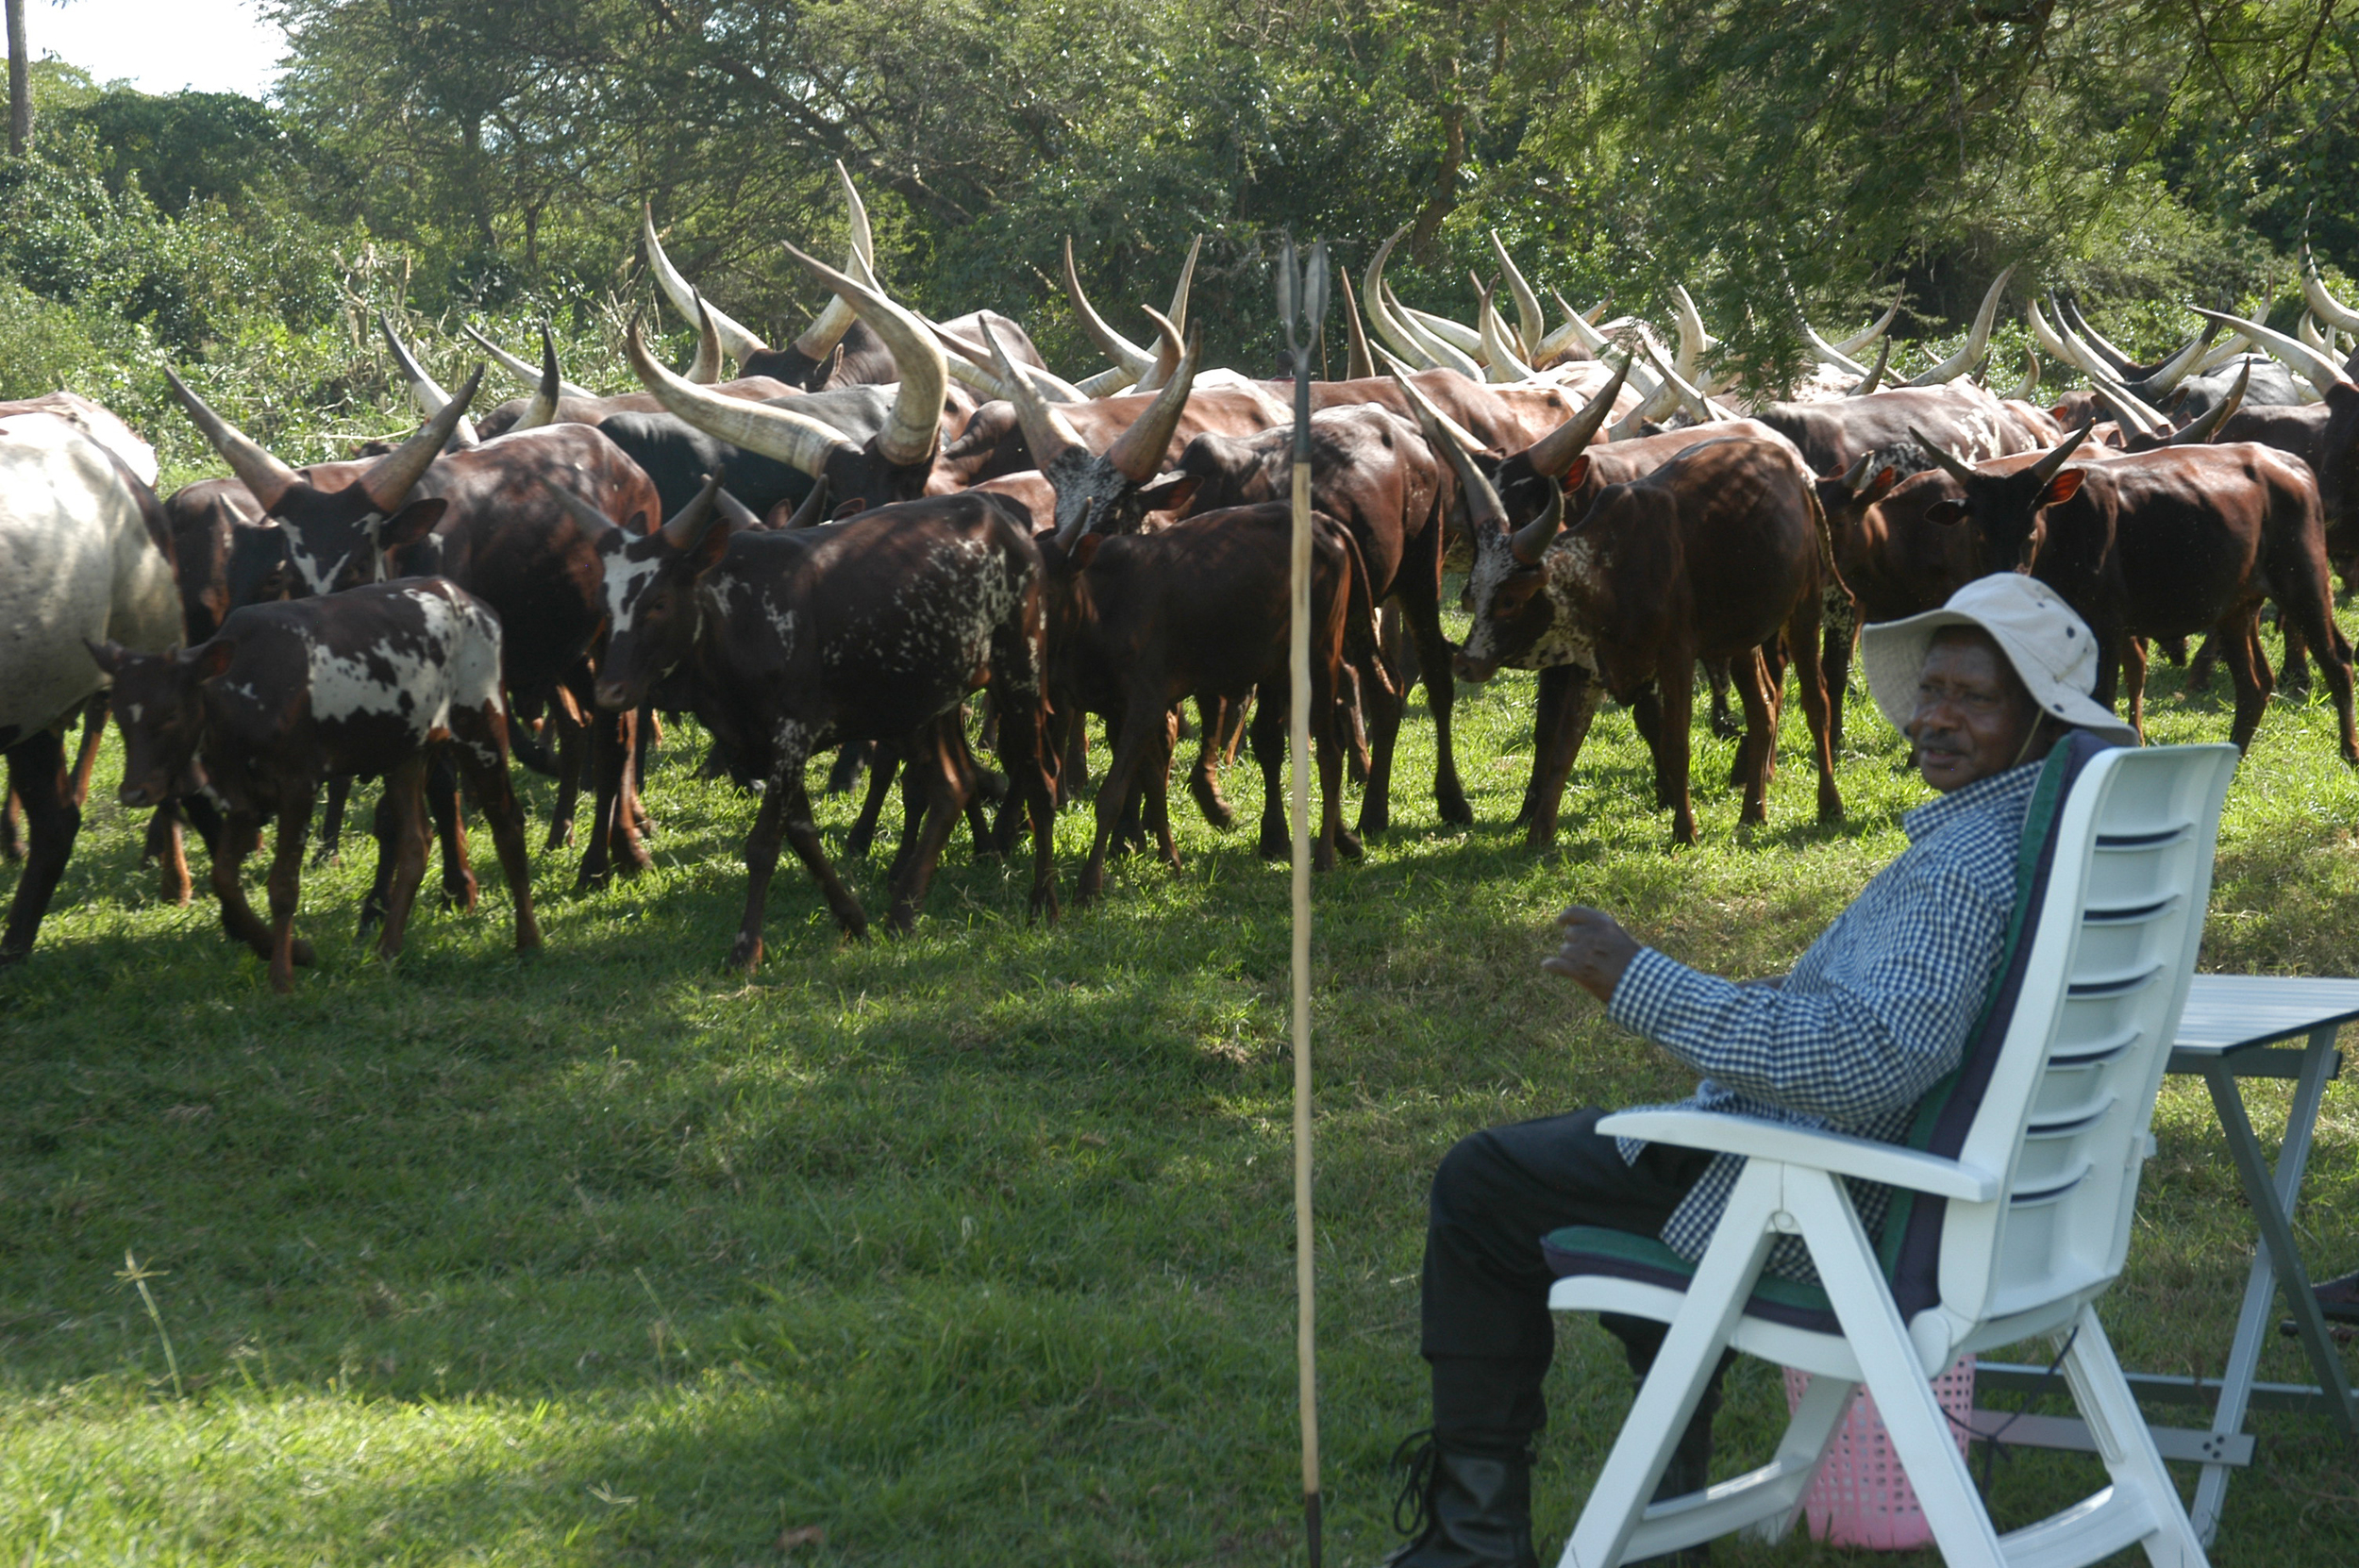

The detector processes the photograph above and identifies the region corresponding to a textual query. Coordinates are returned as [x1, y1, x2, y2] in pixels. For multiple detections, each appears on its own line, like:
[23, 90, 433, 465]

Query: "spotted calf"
[92, 578, 540, 992]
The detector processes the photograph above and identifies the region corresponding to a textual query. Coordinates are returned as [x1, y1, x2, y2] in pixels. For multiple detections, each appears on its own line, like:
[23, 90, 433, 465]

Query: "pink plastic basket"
[1780, 1357, 1976, 1549]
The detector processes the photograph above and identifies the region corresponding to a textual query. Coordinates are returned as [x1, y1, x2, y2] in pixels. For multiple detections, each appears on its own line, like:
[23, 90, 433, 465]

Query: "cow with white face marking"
[0, 410, 183, 963]
[92, 578, 540, 993]
[575, 478, 1057, 968]
[164, 368, 670, 893]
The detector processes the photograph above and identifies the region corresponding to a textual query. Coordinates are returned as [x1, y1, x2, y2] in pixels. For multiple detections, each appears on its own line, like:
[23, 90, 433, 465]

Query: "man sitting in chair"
[1385, 574, 2136, 1568]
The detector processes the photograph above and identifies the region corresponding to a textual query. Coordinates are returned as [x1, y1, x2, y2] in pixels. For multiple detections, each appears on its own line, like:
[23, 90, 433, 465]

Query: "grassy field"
[4, 626, 2359, 1566]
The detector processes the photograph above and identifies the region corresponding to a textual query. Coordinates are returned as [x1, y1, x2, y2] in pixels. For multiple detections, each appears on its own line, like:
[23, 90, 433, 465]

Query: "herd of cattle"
[8, 172, 2359, 987]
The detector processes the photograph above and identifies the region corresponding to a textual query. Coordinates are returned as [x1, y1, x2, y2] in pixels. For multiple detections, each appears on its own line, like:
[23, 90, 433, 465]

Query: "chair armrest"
[1596, 1109, 2002, 1202]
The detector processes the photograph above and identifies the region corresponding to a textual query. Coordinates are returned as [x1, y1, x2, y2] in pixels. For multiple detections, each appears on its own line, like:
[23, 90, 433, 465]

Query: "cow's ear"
[83, 638, 125, 674]
[191, 639, 238, 682]
[2041, 469, 2084, 507]
[1561, 456, 1590, 491]
[380, 498, 447, 552]
[1133, 473, 1200, 515]
[1926, 499, 1968, 526]
[689, 518, 734, 575]
[1073, 533, 1103, 569]
[1866, 468, 1899, 502]
[831, 497, 867, 521]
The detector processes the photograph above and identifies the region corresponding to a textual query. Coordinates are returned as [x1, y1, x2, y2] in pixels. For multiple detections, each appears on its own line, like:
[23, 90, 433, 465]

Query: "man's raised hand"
[1542, 905, 1641, 1003]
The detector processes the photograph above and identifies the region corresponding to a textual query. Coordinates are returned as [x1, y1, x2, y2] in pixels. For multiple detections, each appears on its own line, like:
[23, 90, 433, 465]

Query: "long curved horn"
[643, 201, 771, 364]
[1477, 286, 1535, 382]
[510, 324, 562, 431]
[657, 471, 728, 550]
[1487, 230, 1547, 359]
[779, 240, 946, 465]
[1104, 310, 1195, 481]
[1847, 336, 1891, 396]
[2303, 243, 2359, 333]
[784, 166, 877, 360]
[1838, 451, 1879, 496]
[2003, 343, 2042, 404]
[1509, 481, 1564, 566]
[164, 367, 301, 512]
[2054, 292, 2137, 376]
[1390, 369, 1509, 538]
[782, 475, 831, 529]
[685, 291, 725, 384]
[1907, 425, 1981, 486]
[2191, 306, 2352, 397]
[627, 315, 852, 478]
[939, 350, 1017, 406]
[1402, 303, 1485, 358]
[1062, 237, 1157, 379]
[1127, 292, 1186, 394]
[1525, 354, 1630, 477]
[981, 318, 1089, 474]
[377, 313, 481, 448]
[2125, 319, 2220, 400]
[1832, 293, 1903, 357]
[1670, 284, 1718, 384]
[1073, 365, 1136, 398]
[1364, 227, 1437, 368]
[2024, 299, 2072, 364]
[1388, 284, 1485, 379]
[2026, 417, 2095, 487]
[2300, 310, 2331, 353]
[1339, 272, 1377, 381]
[2040, 294, 2134, 389]
[1166, 234, 1201, 335]
[1799, 312, 1869, 377]
[1900, 264, 2015, 387]
[1377, 345, 1488, 452]
[2161, 361, 2250, 446]
[460, 322, 598, 400]
[1532, 289, 1588, 365]
[361, 366, 482, 510]
[927, 314, 1091, 403]
[2089, 380, 2164, 440]
[836, 159, 876, 279]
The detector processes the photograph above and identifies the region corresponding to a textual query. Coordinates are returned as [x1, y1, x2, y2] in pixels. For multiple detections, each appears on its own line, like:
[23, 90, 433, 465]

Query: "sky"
[33, 0, 289, 100]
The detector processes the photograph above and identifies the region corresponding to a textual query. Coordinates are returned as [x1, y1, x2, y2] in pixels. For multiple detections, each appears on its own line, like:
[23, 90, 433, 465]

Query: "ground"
[3, 627, 2358, 1565]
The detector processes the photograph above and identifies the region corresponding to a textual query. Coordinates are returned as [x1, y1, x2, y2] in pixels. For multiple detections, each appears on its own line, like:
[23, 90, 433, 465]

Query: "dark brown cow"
[1917, 430, 2358, 759]
[1450, 430, 1842, 846]
[1169, 403, 1461, 833]
[2220, 402, 2332, 475]
[91, 579, 539, 993]
[583, 485, 1057, 968]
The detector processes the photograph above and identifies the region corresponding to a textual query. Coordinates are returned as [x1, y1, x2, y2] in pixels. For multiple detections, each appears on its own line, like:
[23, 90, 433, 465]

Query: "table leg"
[2191, 1028, 2357, 1543]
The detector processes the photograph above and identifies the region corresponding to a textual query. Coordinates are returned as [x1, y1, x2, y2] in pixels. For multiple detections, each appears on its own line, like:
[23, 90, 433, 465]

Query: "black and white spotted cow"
[0, 409, 183, 962]
[578, 480, 1058, 968]
[92, 578, 541, 993]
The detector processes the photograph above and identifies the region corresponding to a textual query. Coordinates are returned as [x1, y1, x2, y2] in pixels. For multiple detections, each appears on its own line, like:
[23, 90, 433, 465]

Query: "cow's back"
[0, 412, 178, 742]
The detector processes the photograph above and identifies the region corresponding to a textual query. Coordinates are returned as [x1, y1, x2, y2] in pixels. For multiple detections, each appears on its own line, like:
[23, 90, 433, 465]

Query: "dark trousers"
[1422, 1108, 1714, 1456]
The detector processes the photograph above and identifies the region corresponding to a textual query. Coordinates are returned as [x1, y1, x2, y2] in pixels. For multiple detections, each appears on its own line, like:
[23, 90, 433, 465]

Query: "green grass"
[6, 626, 2359, 1565]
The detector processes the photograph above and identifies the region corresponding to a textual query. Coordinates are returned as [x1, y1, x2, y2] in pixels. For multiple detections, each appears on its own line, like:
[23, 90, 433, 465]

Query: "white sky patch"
[33, 1, 289, 100]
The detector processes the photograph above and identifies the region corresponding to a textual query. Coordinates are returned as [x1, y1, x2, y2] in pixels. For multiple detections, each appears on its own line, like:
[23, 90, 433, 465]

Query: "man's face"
[1908, 633, 2038, 792]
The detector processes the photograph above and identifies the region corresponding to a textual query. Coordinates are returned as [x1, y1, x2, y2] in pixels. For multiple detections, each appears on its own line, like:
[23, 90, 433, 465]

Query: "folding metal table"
[1971, 974, 2359, 1545]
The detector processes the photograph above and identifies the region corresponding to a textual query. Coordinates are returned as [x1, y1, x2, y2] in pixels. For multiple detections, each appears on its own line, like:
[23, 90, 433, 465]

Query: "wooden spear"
[1276, 236, 1330, 1568]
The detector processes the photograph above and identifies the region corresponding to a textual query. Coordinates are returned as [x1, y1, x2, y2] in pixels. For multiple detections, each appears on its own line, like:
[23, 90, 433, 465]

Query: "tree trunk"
[7, 0, 29, 159]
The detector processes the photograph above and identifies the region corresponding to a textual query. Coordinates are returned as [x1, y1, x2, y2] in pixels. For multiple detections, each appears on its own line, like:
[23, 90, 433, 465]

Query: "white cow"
[0, 409, 181, 960]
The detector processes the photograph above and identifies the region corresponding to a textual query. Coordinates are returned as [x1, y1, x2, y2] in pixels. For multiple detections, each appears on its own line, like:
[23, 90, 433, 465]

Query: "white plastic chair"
[1546, 739, 2238, 1568]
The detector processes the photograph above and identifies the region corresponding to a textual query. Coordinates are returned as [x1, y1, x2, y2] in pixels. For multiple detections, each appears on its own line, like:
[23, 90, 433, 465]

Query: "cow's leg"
[2277, 579, 2359, 762]
[1144, 712, 1183, 872]
[845, 742, 900, 859]
[310, 773, 350, 867]
[1703, 658, 1743, 740]
[2280, 621, 2314, 697]
[1517, 663, 1573, 826]
[825, 741, 869, 796]
[1250, 683, 1296, 860]
[886, 725, 974, 933]
[1399, 574, 1470, 827]
[630, 702, 658, 838]
[1525, 665, 1604, 850]
[1732, 650, 1777, 827]
[209, 809, 297, 966]
[1313, 658, 1350, 871]
[1060, 712, 1089, 808]
[138, 801, 192, 906]
[453, 745, 542, 954]
[1079, 704, 1159, 906]
[0, 731, 79, 962]
[65, 694, 106, 808]
[1654, 658, 1699, 845]
[544, 704, 582, 853]
[1629, 687, 1678, 809]
[426, 755, 478, 912]
[0, 785, 20, 862]
[606, 707, 650, 873]
[2184, 631, 2217, 692]
[373, 755, 432, 966]
[2123, 634, 2150, 742]
[778, 772, 868, 942]
[1820, 591, 1858, 757]
[1354, 633, 1406, 836]
[1113, 713, 1169, 858]
[731, 788, 789, 973]
[573, 705, 641, 892]
[1000, 699, 1060, 919]
[1188, 696, 1237, 829]
[262, 794, 316, 994]
[1783, 611, 1843, 826]
[2220, 609, 2273, 753]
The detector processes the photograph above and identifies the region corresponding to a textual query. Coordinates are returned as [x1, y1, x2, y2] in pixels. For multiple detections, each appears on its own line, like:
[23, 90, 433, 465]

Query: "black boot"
[1381, 1431, 1541, 1568]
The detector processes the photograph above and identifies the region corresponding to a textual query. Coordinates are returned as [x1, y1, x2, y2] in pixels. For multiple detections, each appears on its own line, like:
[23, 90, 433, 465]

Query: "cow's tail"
[1330, 518, 1397, 701]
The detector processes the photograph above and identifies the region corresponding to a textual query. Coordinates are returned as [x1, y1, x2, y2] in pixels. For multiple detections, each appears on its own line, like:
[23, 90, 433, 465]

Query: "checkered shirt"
[1605, 759, 2042, 1282]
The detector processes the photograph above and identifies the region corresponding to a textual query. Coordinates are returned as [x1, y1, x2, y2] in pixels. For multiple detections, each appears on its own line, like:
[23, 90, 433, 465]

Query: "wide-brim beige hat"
[1860, 573, 2137, 748]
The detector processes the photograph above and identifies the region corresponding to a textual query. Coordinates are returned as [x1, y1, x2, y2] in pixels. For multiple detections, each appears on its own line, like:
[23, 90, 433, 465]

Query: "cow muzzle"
[1453, 648, 1500, 684]
[593, 678, 637, 712]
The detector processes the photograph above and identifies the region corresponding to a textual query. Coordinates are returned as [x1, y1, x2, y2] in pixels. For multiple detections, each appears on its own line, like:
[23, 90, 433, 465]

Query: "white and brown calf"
[92, 578, 540, 992]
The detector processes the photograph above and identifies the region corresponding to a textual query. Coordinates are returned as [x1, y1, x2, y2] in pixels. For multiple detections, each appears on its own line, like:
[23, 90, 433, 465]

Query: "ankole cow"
[0, 410, 182, 962]
[93, 578, 540, 993]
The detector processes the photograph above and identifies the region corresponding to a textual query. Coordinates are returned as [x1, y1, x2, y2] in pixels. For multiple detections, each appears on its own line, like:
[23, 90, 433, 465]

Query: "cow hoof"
[544, 821, 575, 853]
[885, 908, 917, 936]
[1335, 829, 1365, 861]
[1438, 788, 1474, 826]
[1258, 826, 1287, 859]
[440, 881, 479, 913]
[1189, 780, 1235, 829]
